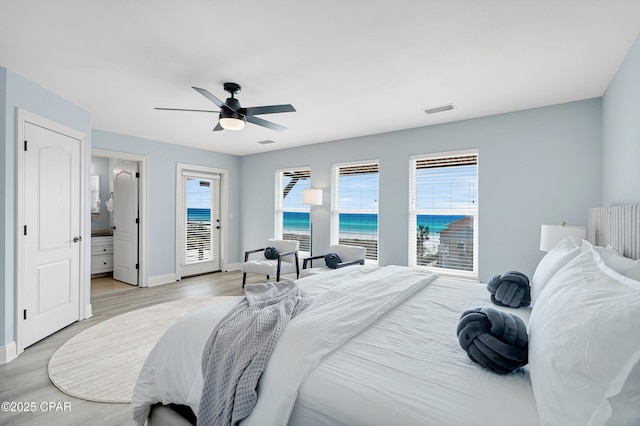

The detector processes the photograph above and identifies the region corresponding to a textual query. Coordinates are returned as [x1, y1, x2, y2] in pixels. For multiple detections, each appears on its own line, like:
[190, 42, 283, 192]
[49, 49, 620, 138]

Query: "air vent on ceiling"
[423, 104, 455, 115]
[258, 140, 275, 145]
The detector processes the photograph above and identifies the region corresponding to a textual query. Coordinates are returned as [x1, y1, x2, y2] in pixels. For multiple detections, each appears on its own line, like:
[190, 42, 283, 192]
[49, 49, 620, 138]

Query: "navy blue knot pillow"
[456, 307, 528, 375]
[264, 246, 279, 260]
[487, 271, 531, 308]
[324, 252, 342, 269]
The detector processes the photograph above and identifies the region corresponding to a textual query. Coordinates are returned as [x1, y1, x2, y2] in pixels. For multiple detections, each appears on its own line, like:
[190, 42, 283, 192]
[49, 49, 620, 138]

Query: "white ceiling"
[1, 1, 639, 156]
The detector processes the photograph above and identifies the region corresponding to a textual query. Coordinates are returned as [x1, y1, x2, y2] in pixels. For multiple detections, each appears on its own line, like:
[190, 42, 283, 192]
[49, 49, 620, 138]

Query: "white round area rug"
[48, 297, 235, 403]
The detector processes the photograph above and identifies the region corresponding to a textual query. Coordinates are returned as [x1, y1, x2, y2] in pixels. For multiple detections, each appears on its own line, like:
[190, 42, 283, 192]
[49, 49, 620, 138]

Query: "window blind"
[409, 151, 478, 278]
[331, 161, 379, 261]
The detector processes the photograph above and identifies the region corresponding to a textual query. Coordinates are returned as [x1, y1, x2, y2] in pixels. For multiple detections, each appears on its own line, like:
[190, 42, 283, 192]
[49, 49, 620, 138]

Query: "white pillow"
[530, 236, 580, 303]
[627, 265, 640, 282]
[528, 241, 640, 426]
[594, 246, 640, 276]
[592, 244, 640, 281]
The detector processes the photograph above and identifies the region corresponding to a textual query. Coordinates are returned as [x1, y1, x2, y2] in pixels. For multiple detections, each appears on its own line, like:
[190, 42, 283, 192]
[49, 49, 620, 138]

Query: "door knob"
[73, 236, 83, 243]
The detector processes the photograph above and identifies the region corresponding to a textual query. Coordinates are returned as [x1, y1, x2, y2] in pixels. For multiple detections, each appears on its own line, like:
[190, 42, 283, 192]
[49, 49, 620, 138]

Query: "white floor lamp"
[302, 188, 323, 256]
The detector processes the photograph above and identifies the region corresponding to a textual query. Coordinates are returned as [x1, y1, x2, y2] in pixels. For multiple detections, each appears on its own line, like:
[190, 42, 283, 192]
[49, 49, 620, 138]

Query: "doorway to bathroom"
[91, 149, 148, 287]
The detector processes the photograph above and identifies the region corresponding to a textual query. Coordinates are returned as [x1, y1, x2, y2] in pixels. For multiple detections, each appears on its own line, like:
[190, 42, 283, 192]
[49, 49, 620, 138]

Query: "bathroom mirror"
[91, 175, 101, 222]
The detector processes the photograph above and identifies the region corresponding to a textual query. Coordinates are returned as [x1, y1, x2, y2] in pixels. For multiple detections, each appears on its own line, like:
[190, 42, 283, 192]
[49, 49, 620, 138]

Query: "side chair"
[241, 239, 300, 287]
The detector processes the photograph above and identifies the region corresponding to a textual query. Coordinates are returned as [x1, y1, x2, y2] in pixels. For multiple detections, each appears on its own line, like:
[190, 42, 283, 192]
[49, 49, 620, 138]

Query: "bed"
[132, 205, 640, 426]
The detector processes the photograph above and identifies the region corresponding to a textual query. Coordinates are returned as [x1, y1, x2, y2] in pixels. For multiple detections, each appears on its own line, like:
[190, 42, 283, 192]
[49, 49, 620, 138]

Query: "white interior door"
[112, 160, 139, 285]
[22, 121, 81, 348]
[179, 170, 221, 277]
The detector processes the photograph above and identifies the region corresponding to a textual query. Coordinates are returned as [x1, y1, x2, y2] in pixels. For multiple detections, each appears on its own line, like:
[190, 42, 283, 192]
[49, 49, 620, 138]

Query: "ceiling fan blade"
[246, 115, 287, 131]
[155, 107, 219, 113]
[192, 86, 227, 109]
[213, 122, 224, 131]
[243, 104, 296, 116]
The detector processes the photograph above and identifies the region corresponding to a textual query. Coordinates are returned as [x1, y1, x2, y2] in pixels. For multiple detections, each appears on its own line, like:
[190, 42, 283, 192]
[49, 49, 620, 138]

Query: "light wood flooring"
[90, 276, 137, 298]
[0, 270, 272, 426]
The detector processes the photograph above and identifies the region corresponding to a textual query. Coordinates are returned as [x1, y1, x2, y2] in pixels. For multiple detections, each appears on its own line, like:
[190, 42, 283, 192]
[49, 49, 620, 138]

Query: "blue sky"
[186, 178, 212, 209]
[415, 165, 477, 210]
[283, 175, 379, 211]
[282, 177, 310, 209]
[282, 164, 477, 212]
[336, 174, 379, 211]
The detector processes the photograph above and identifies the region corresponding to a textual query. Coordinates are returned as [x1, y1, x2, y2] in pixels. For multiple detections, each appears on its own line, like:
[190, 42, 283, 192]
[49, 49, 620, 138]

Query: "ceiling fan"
[155, 82, 296, 132]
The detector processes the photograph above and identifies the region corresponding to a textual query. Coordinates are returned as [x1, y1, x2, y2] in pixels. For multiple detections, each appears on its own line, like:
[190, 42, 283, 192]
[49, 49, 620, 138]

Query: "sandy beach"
[283, 232, 378, 260]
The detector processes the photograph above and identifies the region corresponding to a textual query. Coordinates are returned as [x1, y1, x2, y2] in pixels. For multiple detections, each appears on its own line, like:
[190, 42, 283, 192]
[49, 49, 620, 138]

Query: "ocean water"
[282, 211, 311, 232]
[283, 212, 465, 238]
[187, 208, 211, 223]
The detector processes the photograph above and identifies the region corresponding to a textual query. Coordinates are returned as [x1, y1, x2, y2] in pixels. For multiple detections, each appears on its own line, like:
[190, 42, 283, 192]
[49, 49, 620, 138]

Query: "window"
[331, 161, 379, 262]
[275, 168, 311, 252]
[409, 150, 478, 279]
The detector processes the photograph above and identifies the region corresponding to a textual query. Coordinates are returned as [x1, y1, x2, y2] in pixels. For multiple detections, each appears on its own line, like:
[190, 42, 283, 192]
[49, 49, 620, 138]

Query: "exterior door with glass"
[179, 169, 221, 277]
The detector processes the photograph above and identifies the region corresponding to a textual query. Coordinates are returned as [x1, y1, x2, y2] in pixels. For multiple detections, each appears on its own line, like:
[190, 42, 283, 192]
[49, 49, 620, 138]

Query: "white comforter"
[133, 265, 540, 426]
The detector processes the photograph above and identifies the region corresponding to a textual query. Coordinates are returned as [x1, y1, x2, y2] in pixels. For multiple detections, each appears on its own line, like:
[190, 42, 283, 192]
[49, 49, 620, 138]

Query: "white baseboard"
[148, 267, 242, 285]
[147, 273, 179, 287]
[225, 263, 241, 271]
[84, 303, 93, 320]
[0, 341, 17, 365]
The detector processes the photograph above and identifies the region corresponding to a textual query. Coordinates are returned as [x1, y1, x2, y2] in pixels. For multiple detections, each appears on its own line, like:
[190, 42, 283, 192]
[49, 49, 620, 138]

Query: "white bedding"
[290, 274, 538, 426]
[133, 265, 539, 425]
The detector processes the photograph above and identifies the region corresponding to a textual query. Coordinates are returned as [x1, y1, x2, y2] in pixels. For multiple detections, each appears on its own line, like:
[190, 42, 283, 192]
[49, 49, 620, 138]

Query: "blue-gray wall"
[1, 67, 92, 347]
[603, 34, 640, 205]
[91, 130, 242, 278]
[240, 99, 603, 283]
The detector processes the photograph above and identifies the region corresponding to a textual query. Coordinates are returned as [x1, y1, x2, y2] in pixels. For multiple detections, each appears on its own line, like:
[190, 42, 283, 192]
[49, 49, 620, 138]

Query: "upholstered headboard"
[588, 205, 640, 260]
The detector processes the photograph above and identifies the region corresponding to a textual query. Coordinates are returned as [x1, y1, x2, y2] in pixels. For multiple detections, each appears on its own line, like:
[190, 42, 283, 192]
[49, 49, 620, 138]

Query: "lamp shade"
[302, 188, 323, 206]
[540, 224, 586, 251]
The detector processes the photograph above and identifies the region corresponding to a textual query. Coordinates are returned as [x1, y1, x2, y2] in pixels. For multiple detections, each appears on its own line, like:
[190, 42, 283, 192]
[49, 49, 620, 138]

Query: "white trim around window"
[330, 159, 379, 263]
[408, 149, 478, 280]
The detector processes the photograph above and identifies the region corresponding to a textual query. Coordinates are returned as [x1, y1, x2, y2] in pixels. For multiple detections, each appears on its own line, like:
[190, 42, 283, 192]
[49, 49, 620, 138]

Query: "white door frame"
[92, 148, 149, 287]
[175, 163, 229, 279]
[15, 108, 87, 355]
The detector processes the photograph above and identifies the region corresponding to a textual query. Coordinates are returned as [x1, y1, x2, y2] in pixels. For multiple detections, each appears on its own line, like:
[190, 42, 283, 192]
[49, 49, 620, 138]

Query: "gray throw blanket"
[197, 281, 312, 426]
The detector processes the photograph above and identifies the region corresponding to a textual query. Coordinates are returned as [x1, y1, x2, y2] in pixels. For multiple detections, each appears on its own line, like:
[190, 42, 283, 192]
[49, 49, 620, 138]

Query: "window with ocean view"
[275, 168, 311, 252]
[331, 161, 379, 262]
[409, 150, 478, 279]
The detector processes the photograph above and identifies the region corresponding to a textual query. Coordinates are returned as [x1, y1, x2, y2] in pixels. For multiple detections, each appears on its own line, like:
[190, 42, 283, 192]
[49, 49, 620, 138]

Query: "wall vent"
[423, 104, 455, 115]
[258, 140, 275, 145]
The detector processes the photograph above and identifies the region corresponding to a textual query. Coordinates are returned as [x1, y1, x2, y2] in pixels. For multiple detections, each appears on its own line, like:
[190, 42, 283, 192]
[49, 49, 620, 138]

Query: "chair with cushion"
[300, 244, 366, 278]
[241, 239, 300, 287]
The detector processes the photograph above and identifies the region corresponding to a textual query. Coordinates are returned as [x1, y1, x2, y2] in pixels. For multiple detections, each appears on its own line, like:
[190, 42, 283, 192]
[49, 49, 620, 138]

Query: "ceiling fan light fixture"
[219, 117, 246, 130]
[219, 109, 246, 131]
[157, 83, 294, 132]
